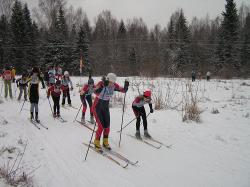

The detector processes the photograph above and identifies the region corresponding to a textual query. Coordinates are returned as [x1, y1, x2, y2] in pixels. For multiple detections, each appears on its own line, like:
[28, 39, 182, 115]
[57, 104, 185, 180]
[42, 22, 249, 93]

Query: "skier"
[93, 73, 129, 151]
[79, 75, 95, 124]
[2, 66, 14, 99]
[56, 65, 63, 80]
[27, 67, 45, 122]
[16, 73, 28, 101]
[206, 71, 211, 81]
[48, 66, 56, 86]
[11, 67, 16, 83]
[47, 80, 63, 117]
[132, 90, 154, 139]
[191, 70, 196, 82]
[61, 71, 73, 106]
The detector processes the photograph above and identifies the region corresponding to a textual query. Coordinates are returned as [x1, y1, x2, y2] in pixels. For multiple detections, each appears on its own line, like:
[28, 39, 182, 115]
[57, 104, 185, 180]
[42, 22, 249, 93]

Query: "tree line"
[0, 0, 249, 78]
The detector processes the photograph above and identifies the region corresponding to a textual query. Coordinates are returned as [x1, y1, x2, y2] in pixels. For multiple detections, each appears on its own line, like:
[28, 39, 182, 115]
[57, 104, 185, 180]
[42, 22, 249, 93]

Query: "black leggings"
[132, 106, 147, 131]
[62, 88, 71, 105]
[52, 96, 60, 115]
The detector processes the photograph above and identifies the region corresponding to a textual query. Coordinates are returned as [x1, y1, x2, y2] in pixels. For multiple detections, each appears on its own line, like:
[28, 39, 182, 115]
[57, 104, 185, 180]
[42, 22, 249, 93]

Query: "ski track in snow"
[0, 77, 250, 187]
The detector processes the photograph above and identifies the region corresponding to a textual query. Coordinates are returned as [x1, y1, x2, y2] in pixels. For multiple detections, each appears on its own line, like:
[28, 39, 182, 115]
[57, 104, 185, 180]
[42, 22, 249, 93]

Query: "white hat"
[64, 71, 69, 76]
[107, 73, 117, 83]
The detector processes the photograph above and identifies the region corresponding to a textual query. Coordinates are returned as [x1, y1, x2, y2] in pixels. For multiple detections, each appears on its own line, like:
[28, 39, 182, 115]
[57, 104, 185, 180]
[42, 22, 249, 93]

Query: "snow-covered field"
[0, 77, 250, 187]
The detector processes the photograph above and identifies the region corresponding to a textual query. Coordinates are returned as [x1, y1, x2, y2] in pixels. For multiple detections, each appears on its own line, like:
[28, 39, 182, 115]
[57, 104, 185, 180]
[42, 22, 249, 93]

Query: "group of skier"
[1, 66, 155, 152]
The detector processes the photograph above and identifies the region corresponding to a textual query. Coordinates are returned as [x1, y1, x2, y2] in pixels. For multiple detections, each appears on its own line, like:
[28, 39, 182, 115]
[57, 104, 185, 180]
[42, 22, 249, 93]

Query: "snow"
[0, 77, 250, 187]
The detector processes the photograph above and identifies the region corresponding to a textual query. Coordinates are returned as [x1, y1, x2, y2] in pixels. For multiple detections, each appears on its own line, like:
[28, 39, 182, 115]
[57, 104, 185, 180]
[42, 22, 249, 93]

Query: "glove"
[124, 80, 129, 92]
[47, 95, 50, 99]
[70, 87, 73, 91]
[150, 108, 154, 113]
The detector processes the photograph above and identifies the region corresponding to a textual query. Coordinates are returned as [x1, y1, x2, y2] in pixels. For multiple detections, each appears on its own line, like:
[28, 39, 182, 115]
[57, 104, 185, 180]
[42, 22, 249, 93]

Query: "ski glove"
[124, 80, 129, 92]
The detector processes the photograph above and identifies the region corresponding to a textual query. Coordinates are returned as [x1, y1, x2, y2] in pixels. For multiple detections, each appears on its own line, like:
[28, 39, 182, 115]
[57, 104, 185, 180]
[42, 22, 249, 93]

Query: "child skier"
[16, 73, 28, 101]
[2, 66, 13, 99]
[61, 71, 73, 106]
[79, 76, 95, 124]
[48, 66, 56, 86]
[93, 73, 129, 151]
[28, 67, 45, 122]
[47, 80, 63, 117]
[132, 90, 154, 139]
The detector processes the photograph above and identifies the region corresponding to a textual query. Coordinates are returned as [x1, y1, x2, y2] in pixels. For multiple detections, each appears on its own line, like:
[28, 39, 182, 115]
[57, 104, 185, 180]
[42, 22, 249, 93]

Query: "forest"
[0, 0, 250, 78]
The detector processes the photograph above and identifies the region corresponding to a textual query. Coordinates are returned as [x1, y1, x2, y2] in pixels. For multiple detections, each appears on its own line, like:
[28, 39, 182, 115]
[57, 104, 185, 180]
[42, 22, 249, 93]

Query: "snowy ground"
[0, 77, 250, 187]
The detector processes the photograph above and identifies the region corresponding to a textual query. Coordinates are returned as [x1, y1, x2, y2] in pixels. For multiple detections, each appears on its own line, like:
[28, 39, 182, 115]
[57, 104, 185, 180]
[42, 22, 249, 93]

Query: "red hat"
[143, 90, 151, 97]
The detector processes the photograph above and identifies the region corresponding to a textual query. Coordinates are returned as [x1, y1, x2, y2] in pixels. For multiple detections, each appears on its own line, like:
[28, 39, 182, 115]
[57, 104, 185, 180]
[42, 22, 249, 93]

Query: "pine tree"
[0, 15, 11, 67]
[174, 9, 191, 74]
[10, 0, 26, 71]
[23, 3, 38, 67]
[43, 5, 69, 69]
[240, 13, 250, 76]
[217, 0, 240, 76]
[77, 25, 90, 74]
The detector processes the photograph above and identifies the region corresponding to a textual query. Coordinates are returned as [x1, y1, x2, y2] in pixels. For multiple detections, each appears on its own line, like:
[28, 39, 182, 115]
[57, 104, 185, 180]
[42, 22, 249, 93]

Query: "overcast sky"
[23, 0, 248, 28]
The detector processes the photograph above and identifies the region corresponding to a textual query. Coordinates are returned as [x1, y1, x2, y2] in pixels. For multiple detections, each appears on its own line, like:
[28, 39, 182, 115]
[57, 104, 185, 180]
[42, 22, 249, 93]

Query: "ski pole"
[84, 121, 97, 161]
[118, 92, 127, 147]
[73, 104, 82, 122]
[117, 112, 151, 132]
[47, 98, 54, 117]
[0, 81, 3, 96]
[19, 100, 26, 113]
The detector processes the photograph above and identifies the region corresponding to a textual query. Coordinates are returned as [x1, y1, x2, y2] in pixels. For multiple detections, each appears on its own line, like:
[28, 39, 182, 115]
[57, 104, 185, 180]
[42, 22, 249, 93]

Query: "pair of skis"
[30, 119, 48, 130]
[127, 134, 173, 149]
[82, 142, 138, 169]
[76, 120, 96, 132]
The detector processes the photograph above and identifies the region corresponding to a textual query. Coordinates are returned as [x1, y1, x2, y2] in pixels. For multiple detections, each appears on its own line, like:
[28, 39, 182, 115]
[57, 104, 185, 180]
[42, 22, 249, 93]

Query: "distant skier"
[56, 65, 63, 80]
[27, 67, 45, 122]
[48, 66, 56, 86]
[16, 73, 28, 101]
[93, 73, 129, 151]
[61, 71, 73, 106]
[79, 75, 95, 124]
[206, 71, 211, 81]
[132, 90, 154, 139]
[2, 66, 14, 99]
[47, 80, 63, 117]
[191, 70, 196, 82]
[11, 67, 16, 83]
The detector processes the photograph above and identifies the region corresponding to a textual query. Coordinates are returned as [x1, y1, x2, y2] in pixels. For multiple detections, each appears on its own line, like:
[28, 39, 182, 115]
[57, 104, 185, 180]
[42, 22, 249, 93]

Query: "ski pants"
[93, 98, 110, 140]
[132, 106, 148, 131]
[30, 103, 38, 113]
[18, 86, 27, 100]
[4, 80, 12, 98]
[62, 88, 71, 105]
[80, 94, 93, 117]
[52, 95, 60, 115]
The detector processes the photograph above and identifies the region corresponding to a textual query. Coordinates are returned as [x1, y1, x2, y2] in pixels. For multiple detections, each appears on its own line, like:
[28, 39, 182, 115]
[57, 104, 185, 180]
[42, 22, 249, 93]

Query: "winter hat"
[143, 90, 151, 97]
[88, 78, 94, 85]
[64, 71, 69, 76]
[107, 73, 117, 83]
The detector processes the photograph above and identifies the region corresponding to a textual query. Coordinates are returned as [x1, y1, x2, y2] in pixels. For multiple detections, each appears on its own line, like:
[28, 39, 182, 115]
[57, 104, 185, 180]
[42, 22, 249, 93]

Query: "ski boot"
[30, 112, 34, 121]
[94, 139, 102, 152]
[135, 130, 142, 139]
[35, 112, 40, 123]
[53, 112, 57, 118]
[57, 112, 60, 117]
[144, 130, 151, 139]
[103, 138, 111, 150]
[90, 115, 95, 124]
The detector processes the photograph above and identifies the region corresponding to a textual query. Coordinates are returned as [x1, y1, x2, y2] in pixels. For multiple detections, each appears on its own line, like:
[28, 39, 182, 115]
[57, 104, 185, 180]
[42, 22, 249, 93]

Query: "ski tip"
[123, 163, 129, 168]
